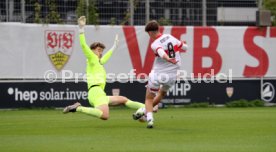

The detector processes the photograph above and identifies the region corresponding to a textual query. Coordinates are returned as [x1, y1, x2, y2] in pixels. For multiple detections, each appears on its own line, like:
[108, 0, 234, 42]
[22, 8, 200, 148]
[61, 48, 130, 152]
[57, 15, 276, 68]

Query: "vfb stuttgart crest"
[45, 30, 75, 70]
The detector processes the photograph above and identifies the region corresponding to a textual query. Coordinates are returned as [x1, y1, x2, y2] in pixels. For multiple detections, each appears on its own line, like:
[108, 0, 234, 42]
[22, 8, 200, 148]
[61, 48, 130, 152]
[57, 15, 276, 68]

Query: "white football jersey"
[150, 34, 183, 73]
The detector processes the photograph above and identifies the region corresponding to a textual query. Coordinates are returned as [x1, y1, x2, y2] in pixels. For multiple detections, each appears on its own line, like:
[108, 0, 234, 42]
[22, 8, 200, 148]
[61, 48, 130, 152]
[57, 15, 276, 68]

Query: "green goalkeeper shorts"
[88, 86, 109, 107]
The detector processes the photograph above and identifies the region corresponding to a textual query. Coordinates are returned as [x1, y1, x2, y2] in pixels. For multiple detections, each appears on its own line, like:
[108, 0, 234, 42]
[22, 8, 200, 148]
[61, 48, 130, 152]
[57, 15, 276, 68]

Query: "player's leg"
[78, 97, 109, 120]
[132, 89, 164, 118]
[133, 72, 159, 121]
[153, 89, 166, 106]
[151, 89, 167, 112]
[65, 86, 109, 120]
[84, 87, 110, 120]
[75, 104, 105, 119]
[145, 72, 161, 128]
[152, 73, 177, 110]
[94, 104, 109, 120]
[108, 96, 145, 109]
[133, 73, 177, 127]
[145, 87, 156, 128]
[63, 101, 104, 119]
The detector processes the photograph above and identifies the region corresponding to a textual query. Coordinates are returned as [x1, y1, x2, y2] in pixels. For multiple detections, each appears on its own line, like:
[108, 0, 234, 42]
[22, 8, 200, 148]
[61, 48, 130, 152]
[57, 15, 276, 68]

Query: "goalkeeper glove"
[78, 16, 86, 33]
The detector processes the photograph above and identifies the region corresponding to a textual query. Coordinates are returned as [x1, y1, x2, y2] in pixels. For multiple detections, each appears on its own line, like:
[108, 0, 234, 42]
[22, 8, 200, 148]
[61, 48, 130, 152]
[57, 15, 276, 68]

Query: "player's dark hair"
[90, 42, 105, 50]
[145, 20, 159, 32]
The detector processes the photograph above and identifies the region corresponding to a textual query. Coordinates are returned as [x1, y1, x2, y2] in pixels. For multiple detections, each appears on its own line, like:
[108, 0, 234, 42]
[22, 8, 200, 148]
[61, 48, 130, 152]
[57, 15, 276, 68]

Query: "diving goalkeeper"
[63, 16, 144, 120]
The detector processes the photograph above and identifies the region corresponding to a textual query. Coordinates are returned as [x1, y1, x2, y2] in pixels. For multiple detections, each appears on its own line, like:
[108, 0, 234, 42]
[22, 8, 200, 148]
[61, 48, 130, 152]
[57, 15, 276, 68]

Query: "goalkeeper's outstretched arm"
[78, 16, 98, 61]
[100, 34, 119, 64]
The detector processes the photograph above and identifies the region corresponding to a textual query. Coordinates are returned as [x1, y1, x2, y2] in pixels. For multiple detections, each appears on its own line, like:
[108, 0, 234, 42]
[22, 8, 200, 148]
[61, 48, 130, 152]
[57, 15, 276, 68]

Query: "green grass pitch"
[0, 107, 276, 152]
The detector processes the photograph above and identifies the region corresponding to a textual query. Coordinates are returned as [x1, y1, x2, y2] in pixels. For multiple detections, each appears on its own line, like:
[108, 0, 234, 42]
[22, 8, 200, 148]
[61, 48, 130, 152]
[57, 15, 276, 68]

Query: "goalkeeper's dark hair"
[90, 42, 106, 50]
[145, 20, 159, 32]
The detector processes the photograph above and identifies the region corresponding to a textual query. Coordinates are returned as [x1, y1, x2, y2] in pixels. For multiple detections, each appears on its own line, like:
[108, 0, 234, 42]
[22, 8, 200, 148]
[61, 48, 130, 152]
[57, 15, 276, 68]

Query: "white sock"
[146, 112, 154, 122]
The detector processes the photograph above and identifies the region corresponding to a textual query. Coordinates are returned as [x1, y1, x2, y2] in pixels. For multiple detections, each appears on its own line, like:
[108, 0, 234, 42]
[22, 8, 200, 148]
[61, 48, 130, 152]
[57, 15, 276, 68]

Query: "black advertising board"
[0, 79, 275, 108]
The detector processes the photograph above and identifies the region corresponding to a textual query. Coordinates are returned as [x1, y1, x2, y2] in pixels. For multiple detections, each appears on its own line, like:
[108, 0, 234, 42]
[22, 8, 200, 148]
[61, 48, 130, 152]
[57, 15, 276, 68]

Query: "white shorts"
[147, 72, 177, 93]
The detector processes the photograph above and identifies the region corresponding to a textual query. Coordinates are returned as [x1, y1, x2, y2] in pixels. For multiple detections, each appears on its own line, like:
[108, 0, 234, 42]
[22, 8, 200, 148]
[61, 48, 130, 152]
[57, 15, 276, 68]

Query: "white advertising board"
[0, 23, 275, 79]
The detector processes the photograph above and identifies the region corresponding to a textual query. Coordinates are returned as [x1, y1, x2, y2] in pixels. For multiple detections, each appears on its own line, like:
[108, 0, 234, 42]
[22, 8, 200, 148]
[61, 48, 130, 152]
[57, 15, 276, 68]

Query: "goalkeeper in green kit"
[63, 16, 144, 120]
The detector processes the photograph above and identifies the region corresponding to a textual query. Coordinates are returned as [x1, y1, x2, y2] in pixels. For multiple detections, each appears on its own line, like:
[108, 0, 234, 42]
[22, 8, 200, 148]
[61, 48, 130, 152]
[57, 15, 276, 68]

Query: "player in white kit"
[133, 20, 188, 128]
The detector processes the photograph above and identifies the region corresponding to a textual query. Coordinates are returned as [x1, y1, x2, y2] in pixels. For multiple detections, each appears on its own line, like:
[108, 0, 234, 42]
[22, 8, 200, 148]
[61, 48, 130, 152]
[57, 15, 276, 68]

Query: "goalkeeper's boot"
[132, 107, 145, 120]
[63, 102, 81, 114]
[147, 119, 154, 129]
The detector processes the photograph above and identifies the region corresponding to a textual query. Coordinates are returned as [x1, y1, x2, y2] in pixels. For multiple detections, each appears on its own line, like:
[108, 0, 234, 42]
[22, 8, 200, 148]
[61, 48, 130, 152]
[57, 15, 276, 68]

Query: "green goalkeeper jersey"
[79, 33, 113, 90]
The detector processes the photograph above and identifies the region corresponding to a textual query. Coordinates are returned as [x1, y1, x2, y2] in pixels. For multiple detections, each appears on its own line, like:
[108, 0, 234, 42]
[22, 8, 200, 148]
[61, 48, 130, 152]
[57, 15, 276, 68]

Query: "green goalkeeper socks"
[125, 100, 145, 109]
[76, 100, 143, 118]
[76, 106, 103, 118]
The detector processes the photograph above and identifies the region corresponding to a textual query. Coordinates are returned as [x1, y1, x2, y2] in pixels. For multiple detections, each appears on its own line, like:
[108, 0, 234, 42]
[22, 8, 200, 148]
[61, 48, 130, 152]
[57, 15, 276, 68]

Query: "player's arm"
[178, 41, 188, 52]
[172, 35, 188, 52]
[100, 34, 119, 64]
[78, 16, 98, 61]
[156, 47, 178, 64]
[153, 43, 178, 64]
